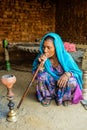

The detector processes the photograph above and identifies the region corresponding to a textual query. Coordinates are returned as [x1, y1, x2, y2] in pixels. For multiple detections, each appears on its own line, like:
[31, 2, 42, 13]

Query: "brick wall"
[56, 0, 87, 44]
[0, 0, 56, 45]
[0, 0, 87, 63]
[0, 0, 87, 45]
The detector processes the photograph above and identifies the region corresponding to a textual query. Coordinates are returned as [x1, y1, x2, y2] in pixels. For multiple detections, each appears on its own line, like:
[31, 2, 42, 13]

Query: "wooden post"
[82, 70, 87, 100]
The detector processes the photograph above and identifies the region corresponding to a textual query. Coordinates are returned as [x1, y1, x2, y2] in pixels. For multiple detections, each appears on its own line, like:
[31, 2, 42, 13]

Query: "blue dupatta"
[32, 32, 83, 89]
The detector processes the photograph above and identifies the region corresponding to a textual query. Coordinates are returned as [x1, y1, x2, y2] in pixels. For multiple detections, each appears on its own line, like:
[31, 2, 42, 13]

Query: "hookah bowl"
[1, 74, 17, 122]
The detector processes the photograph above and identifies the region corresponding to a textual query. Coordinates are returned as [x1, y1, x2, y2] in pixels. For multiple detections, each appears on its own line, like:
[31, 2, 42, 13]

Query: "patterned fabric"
[35, 64, 83, 105]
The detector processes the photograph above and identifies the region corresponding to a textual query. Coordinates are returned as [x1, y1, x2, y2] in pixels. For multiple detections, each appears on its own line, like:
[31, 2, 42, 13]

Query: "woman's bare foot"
[63, 100, 72, 106]
[41, 99, 51, 107]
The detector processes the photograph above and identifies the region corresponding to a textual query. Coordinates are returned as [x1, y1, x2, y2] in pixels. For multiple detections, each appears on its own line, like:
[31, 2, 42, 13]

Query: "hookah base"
[7, 109, 17, 122]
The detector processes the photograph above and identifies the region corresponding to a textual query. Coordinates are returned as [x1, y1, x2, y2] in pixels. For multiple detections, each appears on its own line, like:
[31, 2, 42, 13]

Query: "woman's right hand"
[38, 54, 47, 63]
[38, 54, 47, 69]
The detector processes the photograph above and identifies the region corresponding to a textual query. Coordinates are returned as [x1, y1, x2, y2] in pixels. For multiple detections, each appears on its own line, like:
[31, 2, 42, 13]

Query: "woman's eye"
[48, 47, 51, 49]
[43, 46, 51, 50]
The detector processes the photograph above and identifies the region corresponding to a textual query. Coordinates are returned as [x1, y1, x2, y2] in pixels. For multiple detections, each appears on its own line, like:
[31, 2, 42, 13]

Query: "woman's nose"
[44, 47, 48, 53]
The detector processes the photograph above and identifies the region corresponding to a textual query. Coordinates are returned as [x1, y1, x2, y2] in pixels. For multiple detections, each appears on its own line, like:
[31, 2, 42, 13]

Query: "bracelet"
[39, 67, 44, 72]
[64, 72, 71, 78]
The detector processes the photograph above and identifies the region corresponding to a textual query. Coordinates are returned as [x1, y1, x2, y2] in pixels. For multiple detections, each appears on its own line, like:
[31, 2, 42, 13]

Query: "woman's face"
[43, 39, 55, 58]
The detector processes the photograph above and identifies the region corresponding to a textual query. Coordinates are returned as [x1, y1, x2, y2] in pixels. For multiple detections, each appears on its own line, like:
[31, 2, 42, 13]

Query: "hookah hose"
[17, 61, 44, 109]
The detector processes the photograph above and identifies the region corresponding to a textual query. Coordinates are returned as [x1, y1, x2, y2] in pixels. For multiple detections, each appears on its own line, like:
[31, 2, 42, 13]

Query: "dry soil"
[0, 66, 87, 130]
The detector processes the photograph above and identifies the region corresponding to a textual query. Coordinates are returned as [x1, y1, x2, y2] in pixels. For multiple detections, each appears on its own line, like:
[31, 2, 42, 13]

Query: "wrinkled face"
[43, 39, 55, 58]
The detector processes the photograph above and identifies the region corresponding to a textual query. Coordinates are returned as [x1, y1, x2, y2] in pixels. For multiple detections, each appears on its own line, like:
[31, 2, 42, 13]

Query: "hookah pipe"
[17, 60, 44, 109]
[1, 55, 46, 122]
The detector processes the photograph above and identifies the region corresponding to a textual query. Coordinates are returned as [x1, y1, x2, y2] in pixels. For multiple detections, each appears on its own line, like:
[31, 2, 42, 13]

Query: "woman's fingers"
[38, 54, 47, 62]
[57, 74, 68, 88]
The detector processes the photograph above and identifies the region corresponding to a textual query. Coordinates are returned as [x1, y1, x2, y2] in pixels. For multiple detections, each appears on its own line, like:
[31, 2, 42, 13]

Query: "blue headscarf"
[32, 32, 83, 89]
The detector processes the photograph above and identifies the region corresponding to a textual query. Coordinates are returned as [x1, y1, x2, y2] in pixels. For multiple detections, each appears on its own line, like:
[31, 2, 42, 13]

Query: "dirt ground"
[0, 65, 87, 130]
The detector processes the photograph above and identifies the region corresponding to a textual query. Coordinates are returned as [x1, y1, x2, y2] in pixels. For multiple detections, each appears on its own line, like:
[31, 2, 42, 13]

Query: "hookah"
[1, 61, 44, 122]
[1, 74, 17, 122]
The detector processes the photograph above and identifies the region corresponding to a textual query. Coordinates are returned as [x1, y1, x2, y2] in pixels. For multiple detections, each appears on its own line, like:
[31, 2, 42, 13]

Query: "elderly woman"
[32, 32, 83, 106]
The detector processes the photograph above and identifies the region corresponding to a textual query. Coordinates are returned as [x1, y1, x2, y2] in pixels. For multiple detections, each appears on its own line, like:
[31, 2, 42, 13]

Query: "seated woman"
[32, 32, 83, 106]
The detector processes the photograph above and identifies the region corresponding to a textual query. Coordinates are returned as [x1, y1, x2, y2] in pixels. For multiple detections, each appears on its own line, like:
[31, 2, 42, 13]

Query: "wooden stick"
[17, 61, 44, 109]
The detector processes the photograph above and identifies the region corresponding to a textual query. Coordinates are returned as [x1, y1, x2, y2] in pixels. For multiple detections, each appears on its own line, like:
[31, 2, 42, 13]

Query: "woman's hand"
[38, 54, 47, 69]
[38, 54, 47, 63]
[57, 72, 71, 88]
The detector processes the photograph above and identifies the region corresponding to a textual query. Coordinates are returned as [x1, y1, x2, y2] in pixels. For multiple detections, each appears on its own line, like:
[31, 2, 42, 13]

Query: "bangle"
[65, 72, 71, 78]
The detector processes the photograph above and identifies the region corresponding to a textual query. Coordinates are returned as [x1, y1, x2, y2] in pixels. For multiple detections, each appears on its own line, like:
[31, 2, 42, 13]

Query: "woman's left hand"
[57, 73, 70, 88]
